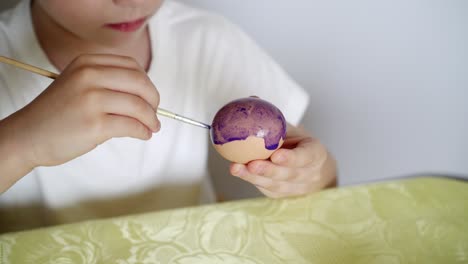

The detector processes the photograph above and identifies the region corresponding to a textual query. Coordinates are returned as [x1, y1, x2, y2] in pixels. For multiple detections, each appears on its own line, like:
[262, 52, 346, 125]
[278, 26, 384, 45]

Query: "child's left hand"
[230, 124, 337, 198]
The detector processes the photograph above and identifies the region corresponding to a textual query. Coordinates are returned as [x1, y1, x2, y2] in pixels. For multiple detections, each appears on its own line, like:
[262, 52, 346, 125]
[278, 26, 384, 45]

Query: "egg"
[210, 96, 287, 164]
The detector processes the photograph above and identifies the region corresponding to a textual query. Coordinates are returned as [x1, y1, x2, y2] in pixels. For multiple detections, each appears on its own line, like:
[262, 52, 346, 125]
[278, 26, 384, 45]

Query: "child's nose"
[113, 0, 147, 7]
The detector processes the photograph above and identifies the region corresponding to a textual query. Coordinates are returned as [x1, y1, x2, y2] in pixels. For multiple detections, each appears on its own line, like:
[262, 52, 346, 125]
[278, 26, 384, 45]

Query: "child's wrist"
[0, 115, 36, 192]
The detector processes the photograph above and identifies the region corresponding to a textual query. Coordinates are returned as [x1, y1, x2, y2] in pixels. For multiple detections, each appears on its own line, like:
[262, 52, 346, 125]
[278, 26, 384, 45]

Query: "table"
[1, 177, 467, 263]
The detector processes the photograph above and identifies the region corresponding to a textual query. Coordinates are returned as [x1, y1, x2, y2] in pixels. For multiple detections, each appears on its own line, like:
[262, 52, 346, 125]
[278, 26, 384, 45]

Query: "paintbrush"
[0, 55, 211, 129]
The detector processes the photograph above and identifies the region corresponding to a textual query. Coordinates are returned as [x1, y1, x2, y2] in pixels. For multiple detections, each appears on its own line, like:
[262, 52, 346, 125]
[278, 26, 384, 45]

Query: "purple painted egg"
[210, 97, 287, 164]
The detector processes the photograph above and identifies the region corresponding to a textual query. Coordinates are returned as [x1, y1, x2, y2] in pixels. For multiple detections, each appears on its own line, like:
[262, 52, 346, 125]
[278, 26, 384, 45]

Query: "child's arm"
[0, 54, 160, 193]
[230, 123, 337, 198]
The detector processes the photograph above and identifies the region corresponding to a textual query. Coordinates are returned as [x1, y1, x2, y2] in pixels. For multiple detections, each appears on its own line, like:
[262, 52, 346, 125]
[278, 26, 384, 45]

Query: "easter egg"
[210, 96, 287, 164]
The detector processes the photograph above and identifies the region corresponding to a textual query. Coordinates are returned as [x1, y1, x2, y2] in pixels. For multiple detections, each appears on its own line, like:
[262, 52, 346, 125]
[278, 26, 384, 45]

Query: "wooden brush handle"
[0, 56, 59, 79]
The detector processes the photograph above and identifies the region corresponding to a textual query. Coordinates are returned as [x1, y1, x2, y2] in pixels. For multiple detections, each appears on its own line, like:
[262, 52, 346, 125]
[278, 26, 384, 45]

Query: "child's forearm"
[0, 115, 35, 193]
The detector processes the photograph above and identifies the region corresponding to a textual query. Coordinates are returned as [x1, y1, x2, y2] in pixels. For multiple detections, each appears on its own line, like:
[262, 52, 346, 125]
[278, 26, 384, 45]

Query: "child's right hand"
[3, 54, 160, 169]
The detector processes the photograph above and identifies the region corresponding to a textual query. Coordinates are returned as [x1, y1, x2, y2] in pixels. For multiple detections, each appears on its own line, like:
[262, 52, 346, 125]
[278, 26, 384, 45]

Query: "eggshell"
[213, 136, 284, 164]
[210, 97, 287, 164]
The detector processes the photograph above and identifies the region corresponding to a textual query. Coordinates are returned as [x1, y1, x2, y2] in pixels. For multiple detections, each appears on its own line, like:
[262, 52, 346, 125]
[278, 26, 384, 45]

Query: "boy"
[0, 0, 337, 232]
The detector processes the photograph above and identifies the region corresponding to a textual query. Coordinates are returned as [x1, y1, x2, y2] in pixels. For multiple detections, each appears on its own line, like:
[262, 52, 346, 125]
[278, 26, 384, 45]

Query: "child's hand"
[4, 54, 160, 169]
[230, 124, 337, 198]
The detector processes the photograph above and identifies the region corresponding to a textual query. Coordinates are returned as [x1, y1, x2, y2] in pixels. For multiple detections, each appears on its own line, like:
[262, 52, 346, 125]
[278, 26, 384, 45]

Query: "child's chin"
[95, 29, 145, 46]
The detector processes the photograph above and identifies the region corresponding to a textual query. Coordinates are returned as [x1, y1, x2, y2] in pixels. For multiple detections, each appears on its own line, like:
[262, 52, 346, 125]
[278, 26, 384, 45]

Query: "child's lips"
[105, 17, 147, 32]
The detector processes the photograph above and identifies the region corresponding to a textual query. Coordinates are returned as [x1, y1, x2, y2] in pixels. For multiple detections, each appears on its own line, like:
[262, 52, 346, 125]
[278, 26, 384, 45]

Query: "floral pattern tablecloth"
[1, 177, 468, 264]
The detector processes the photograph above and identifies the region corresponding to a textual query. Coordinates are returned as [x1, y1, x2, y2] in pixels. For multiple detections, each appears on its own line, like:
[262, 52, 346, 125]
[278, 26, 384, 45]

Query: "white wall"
[1, 1, 467, 199]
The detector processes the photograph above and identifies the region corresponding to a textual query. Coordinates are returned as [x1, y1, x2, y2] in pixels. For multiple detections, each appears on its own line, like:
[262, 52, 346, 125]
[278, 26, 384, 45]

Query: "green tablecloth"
[1, 177, 467, 263]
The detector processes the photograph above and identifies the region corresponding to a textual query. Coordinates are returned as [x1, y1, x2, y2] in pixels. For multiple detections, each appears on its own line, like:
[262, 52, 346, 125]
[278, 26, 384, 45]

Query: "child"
[0, 0, 337, 232]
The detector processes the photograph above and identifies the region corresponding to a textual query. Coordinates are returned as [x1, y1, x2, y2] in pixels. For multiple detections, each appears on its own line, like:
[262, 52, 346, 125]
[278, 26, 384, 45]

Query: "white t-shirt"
[0, 0, 309, 232]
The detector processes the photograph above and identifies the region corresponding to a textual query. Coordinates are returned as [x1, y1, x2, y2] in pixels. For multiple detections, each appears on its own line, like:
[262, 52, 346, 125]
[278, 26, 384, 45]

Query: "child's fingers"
[68, 54, 145, 73]
[231, 163, 315, 198]
[101, 115, 152, 141]
[246, 160, 299, 182]
[271, 137, 327, 169]
[96, 89, 160, 132]
[231, 163, 275, 188]
[246, 160, 325, 188]
[72, 66, 160, 110]
[231, 163, 294, 192]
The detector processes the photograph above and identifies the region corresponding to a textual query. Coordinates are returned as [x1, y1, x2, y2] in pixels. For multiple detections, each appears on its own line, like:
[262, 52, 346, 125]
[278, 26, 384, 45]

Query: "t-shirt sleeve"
[0, 27, 15, 120]
[0, 74, 13, 120]
[201, 16, 310, 126]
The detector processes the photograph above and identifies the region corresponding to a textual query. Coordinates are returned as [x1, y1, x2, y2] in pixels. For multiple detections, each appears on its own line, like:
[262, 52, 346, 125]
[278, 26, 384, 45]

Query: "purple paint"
[211, 97, 287, 150]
